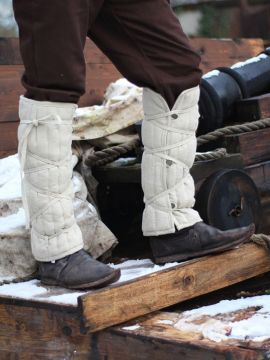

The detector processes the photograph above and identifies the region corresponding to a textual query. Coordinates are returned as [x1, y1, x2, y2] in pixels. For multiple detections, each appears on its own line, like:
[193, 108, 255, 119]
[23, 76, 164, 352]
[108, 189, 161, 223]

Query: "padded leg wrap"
[141, 86, 202, 236]
[18, 96, 83, 261]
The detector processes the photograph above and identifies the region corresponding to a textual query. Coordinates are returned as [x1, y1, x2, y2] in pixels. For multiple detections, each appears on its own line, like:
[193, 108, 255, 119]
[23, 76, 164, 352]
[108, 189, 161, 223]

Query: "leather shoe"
[149, 222, 255, 264]
[38, 249, 121, 289]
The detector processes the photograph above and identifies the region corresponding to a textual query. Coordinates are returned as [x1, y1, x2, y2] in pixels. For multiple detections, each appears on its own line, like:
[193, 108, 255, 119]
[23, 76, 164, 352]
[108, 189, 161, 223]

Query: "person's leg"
[89, 0, 254, 263]
[13, 0, 91, 103]
[89, 0, 201, 109]
[12, 0, 120, 287]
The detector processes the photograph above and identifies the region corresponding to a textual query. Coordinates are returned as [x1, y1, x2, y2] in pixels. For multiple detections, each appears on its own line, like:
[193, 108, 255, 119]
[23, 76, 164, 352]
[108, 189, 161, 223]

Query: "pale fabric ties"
[18, 114, 71, 229]
[141, 86, 202, 236]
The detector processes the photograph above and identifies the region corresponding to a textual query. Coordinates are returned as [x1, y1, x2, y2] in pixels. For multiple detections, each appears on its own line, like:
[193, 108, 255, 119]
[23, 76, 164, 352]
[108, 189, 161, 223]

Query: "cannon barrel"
[199, 48, 270, 135]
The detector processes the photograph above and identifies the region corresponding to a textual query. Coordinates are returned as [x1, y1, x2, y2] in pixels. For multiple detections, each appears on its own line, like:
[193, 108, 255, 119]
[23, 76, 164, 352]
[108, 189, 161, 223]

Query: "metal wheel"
[195, 169, 261, 231]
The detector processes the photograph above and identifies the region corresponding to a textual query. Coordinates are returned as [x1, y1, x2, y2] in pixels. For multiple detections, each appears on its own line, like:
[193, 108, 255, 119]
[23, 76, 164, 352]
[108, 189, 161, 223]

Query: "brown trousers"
[13, 0, 202, 109]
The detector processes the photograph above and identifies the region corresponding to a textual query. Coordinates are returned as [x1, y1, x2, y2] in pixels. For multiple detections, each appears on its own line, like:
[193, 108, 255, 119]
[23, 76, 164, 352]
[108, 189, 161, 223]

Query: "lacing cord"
[18, 114, 72, 229]
[143, 110, 195, 213]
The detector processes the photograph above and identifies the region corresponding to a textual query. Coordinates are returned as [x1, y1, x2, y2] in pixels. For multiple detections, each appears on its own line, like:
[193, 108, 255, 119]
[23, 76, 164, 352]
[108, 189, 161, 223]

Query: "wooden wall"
[0, 37, 264, 158]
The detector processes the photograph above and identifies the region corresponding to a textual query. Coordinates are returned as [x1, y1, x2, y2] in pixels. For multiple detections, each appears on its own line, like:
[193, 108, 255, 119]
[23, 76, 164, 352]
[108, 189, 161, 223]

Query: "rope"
[82, 118, 270, 167]
[251, 234, 270, 251]
[83, 138, 140, 167]
[195, 148, 227, 162]
[197, 118, 270, 147]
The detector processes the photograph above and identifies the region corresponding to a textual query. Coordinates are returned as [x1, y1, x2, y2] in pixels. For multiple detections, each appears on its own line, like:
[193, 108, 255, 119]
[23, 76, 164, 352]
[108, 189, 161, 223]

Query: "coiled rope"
[83, 138, 140, 167]
[82, 118, 270, 168]
[197, 118, 270, 147]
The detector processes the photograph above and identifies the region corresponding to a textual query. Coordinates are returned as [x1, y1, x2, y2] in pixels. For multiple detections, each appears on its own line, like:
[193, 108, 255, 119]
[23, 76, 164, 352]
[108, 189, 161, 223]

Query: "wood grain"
[225, 127, 270, 166]
[79, 243, 270, 332]
[0, 302, 266, 359]
[0, 122, 18, 158]
[98, 311, 266, 360]
[0, 303, 89, 359]
[191, 38, 264, 74]
[236, 94, 270, 122]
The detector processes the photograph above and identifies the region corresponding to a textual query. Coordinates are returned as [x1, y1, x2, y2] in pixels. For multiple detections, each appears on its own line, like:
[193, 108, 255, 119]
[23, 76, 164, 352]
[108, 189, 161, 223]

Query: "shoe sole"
[153, 224, 255, 265]
[41, 269, 121, 290]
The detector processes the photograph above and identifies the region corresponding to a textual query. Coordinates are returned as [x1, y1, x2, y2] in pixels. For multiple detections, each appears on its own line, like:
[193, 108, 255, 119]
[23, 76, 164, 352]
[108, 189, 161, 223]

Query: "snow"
[0, 259, 179, 306]
[0, 154, 21, 200]
[103, 78, 141, 104]
[175, 295, 270, 342]
[111, 259, 178, 283]
[231, 53, 268, 69]
[0, 279, 84, 306]
[0, 208, 25, 233]
[156, 319, 174, 325]
[203, 70, 220, 79]
[122, 325, 141, 331]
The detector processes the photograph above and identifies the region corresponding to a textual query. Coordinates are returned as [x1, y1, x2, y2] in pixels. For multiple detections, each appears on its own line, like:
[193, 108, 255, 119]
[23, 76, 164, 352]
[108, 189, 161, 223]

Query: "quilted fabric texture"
[141, 86, 202, 236]
[18, 96, 84, 261]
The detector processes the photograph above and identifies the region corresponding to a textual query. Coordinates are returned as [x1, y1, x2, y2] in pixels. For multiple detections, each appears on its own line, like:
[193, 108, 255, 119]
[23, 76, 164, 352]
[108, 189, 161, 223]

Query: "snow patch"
[156, 319, 174, 325]
[175, 295, 270, 342]
[111, 259, 179, 283]
[0, 154, 21, 200]
[0, 279, 84, 306]
[0, 259, 179, 305]
[203, 70, 220, 79]
[0, 208, 25, 233]
[122, 325, 141, 331]
[231, 53, 268, 69]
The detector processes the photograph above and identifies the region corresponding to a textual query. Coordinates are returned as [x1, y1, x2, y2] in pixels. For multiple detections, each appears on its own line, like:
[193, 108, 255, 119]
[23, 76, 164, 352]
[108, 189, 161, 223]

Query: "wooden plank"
[0, 38, 22, 65]
[235, 94, 270, 122]
[0, 268, 270, 358]
[0, 303, 266, 360]
[0, 65, 23, 123]
[1, 37, 263, 69]
[0, 64, 121, 124]
[79, 243, 270, 333]
[0, 121, 18, 158]
[191, 38, 264, 74]
[0, 302, 90, 359]
[225, 127, 270, 166]
[99, 312, 266, 360]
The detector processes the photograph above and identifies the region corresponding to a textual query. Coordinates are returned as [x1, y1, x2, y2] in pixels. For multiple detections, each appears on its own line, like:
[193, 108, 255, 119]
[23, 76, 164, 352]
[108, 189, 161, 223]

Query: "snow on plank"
[79, 243, 270, 333]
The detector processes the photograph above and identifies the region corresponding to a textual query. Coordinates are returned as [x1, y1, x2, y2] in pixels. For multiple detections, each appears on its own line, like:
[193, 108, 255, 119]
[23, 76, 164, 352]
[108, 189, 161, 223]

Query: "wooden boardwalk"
[0, 243, 269, 358]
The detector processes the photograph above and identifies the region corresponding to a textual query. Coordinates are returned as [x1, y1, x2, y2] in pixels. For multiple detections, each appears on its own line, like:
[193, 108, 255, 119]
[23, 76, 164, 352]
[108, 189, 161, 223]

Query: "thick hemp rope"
[251, 234, 270, 251]
[195, 148, 227, 162]
[197, 118, 270, 147]
[82, 118, 270, 168]
[83, 138, 140, 167]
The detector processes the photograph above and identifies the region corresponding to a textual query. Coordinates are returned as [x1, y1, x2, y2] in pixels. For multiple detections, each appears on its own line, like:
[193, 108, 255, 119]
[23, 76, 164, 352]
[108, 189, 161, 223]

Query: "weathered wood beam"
[236, 94, 270, 123]
[79, 243, 270, 333]
[99, 311, 267, 360]
[225, 127, 270, 166]
[0, 301, 267, 359]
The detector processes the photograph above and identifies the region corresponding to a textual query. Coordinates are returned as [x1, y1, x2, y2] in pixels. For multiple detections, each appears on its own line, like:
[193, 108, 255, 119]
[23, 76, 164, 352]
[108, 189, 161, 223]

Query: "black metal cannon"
[198, 48, 270, 135]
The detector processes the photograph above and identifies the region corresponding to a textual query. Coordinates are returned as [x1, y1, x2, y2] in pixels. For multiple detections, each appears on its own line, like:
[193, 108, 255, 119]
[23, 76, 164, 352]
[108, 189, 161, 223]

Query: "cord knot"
[33, 119, 39, 127]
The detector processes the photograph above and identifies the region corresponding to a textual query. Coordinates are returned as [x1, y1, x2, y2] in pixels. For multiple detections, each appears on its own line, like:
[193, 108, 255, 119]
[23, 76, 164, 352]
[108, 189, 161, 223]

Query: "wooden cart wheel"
[195, 169, 261, 231]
